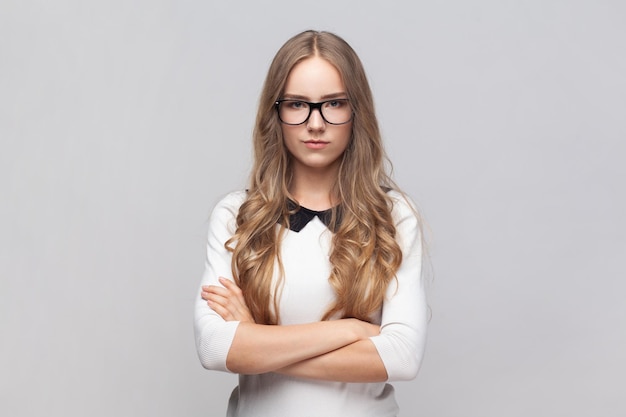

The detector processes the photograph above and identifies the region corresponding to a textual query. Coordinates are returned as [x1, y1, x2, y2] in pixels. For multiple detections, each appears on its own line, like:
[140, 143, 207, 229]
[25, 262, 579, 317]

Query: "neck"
[289, 163, 340, 211]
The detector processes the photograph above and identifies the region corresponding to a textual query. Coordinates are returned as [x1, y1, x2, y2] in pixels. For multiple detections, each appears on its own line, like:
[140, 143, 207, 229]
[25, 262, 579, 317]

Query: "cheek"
[339, 125, 353, 150]
[281, 125, 296, 143]
[281, 126, 302, 156]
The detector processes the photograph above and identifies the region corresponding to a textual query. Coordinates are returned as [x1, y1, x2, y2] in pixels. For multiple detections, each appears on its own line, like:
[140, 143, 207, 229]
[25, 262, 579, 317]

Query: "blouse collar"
[282, 199, 342, 233]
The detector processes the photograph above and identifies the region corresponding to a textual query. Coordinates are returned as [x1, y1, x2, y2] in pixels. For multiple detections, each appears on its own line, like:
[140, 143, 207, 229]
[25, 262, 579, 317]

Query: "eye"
[288, 100, 306, 109]
[326, 100, 344, 108]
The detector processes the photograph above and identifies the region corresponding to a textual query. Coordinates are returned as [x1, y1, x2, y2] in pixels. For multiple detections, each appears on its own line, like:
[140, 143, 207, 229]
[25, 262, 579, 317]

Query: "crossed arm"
[201, 277, 388, 382]
[195, 191, 426, 383]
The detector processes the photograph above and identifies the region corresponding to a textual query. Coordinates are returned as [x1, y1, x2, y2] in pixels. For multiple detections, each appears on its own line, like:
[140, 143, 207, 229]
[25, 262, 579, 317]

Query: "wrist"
[344, 318, 368, 341]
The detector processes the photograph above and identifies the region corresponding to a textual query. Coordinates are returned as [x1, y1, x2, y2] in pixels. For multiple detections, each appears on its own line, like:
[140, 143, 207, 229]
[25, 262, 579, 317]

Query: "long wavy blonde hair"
[227, 30, 403, 325]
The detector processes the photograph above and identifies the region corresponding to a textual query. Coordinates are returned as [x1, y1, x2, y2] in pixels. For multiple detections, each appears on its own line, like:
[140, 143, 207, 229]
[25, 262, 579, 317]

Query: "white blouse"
[194, 190, 428, 417]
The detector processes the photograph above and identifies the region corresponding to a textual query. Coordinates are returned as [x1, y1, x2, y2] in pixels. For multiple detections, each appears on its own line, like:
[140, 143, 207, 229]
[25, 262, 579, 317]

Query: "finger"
[202, 280, 233, 294]
[206, 291, 246, 320]
[205, 278, 253, 322]
[206, 286, 243, 309]
[218, 277, 240, 292]
[207, 300, 233, 321]
[203, 281, 230, 291]
[201, 288, 221, 300]
[205, 293, 236, 320]
[218, 277, 247, 305]
[201, 289, 225, 301]
[209, 293, 252, 322]
[204, 291, 228, 305]
[203, 285, 230, 297]
[207, 290, 241, 306]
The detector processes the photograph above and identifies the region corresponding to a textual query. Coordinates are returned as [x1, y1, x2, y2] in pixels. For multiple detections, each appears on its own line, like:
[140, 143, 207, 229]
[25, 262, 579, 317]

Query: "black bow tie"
[282, 200, 342, 232]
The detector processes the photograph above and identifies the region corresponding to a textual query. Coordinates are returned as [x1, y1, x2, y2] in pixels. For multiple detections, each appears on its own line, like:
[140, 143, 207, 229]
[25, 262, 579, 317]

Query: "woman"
[194, 30, 427, 417]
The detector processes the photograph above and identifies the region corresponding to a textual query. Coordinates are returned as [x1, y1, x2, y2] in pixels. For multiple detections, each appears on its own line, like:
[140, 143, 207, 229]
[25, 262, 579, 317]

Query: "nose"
[306, 107, 326, 131]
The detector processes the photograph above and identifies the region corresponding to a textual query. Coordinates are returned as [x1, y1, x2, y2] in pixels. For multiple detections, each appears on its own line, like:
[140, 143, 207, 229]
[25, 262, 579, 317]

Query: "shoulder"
[386, 190, 423, 251]
[208, 190, 247, 226]
[387, 189, 419, 221]
[214, 190, 247, 210]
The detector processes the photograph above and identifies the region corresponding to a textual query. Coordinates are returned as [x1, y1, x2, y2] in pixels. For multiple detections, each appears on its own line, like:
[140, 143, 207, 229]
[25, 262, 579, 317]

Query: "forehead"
[283, 56, 346, 100]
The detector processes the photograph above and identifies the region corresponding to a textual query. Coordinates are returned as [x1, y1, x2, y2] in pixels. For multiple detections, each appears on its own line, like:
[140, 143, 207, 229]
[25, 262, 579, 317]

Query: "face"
[280, 56, 352, 176]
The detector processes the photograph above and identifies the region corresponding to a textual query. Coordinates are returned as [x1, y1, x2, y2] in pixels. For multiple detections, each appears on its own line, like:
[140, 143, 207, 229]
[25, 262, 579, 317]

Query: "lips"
[304, 140, 330, 149]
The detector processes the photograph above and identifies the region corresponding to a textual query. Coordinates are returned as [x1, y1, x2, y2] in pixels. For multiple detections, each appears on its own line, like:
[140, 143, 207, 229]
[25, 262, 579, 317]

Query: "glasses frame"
[275, 99, 353, 126]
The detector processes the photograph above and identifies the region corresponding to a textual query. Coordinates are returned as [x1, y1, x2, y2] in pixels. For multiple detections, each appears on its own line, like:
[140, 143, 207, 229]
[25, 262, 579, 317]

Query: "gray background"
[1, 1, 625, 416]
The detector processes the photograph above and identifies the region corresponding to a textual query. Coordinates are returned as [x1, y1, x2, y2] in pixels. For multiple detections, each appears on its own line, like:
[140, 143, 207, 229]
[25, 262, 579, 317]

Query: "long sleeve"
[369, 191, 428, 381]
[193, 191, 247, 372]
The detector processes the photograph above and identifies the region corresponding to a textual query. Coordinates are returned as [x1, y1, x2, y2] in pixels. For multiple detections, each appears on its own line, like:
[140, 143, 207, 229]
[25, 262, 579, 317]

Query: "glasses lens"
[278, 100, 352, 125]
[278, 101, 310, 125]
[321, 100, 351, 124]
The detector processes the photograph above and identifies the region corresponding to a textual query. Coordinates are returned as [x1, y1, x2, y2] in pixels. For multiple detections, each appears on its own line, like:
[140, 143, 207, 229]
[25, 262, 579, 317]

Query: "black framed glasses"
[275, 99, 353, 125]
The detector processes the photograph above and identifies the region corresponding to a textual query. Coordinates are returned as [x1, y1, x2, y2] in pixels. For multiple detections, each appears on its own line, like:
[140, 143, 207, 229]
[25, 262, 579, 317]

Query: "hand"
[202, 277, 255, 323]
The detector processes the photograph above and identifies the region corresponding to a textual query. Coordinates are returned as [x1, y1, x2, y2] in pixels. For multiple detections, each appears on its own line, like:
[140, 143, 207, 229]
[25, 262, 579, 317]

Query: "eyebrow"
[281, 92, 348, 101]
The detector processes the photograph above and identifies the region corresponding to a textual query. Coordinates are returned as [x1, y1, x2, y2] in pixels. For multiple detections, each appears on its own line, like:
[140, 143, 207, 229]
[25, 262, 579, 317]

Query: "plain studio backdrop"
[1, 1, 625, 416]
